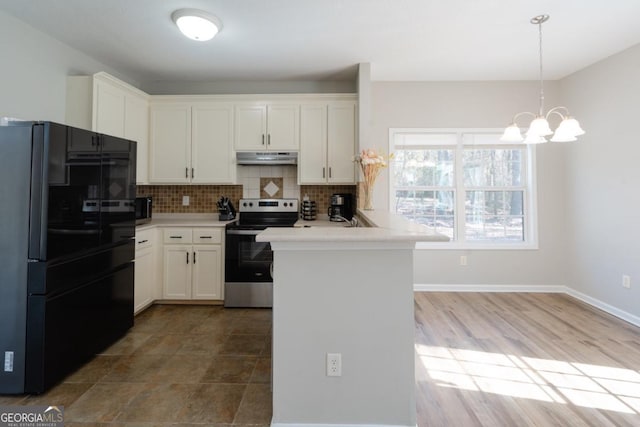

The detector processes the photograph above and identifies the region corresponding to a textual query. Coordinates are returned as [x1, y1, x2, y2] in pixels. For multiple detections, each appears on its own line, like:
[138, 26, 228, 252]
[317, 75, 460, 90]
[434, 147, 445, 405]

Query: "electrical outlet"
[182, 195, 190, 206]
[460, 255, 467, 266]
[327, 353, 342, 377]
[622, 275, 631, 289]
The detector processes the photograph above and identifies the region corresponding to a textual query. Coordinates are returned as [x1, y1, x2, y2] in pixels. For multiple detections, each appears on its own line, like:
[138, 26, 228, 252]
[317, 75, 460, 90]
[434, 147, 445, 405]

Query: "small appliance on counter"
[301, 195, 317, 221]
[135, 196, 153, 225]
[217, 196, 236, 221]
[328, 193, 353, 221]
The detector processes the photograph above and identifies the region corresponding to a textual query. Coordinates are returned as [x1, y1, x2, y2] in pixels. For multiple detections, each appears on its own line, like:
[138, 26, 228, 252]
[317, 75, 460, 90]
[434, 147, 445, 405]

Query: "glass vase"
[363, 182, 374, 210]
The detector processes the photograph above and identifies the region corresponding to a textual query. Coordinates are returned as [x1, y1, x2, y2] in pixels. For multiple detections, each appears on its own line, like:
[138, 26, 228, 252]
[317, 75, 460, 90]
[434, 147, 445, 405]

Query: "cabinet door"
[192, 246, 222, 299]
[299, 104, 327, 184]
[267, 104, 299, 150]
[149, 104, 191, 183]
[163, 245, 192, 299]
[327, 102, 356, 184]
[134, 246, 154, 313]
[93, 79, 125, 137]
[235, 105, 267, 150]
[192, 104, 235, 184]
[125, 94, 149, 184]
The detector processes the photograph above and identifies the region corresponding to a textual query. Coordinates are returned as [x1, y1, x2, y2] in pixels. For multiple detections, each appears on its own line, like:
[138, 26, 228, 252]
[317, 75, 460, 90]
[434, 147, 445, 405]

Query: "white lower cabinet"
[134, 228, 156, 314]
[162, 227, 223, 300]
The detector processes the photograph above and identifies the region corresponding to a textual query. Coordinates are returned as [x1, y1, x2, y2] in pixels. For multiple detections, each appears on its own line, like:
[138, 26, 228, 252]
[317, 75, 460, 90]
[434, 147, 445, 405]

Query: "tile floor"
[0, 304, 273, 426]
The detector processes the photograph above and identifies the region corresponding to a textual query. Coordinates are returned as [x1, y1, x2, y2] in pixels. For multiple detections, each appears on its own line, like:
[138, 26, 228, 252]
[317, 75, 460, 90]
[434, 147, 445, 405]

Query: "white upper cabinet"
[66, 72, 150, 184]
[327, 102, 357, 183]
[299, 101, 357, 184]
[192, 103, 235, 184]
[125, 95, 150, 184]
[299, 104, 328, 183]
[93, 79, 125, 136]
[149, 103, 192, 183]
[149, 101, 235, 184]
[235, 103, 299, 151]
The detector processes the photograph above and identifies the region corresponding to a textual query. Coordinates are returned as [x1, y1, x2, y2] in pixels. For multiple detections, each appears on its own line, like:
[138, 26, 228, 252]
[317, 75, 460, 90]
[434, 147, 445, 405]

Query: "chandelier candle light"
[501, 14, 585, 144]
[354, 148, 393, 210]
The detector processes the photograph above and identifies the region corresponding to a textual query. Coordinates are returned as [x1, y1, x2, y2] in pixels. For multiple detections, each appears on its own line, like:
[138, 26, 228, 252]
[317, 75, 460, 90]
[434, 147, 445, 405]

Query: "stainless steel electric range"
[224, 198, 299, 308]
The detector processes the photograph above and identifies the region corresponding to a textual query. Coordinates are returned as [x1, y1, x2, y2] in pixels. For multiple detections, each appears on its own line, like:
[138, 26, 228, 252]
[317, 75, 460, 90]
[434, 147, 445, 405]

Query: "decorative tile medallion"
[260, 178, 283, 199]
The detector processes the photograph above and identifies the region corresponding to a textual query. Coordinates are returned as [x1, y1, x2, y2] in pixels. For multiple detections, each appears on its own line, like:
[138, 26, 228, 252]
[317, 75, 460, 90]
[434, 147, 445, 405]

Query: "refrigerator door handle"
[28, 124, 47, 261]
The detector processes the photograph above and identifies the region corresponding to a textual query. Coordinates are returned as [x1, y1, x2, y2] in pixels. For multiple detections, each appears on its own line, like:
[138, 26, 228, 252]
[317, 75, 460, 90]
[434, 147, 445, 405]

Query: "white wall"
[561, 44, 640, 318]
[370, 81, 568, 287]
[0, 10, 131, 122]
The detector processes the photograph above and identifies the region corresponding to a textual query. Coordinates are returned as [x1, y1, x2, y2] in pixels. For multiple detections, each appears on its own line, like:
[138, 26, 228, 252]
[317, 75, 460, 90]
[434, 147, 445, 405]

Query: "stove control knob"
[243, 202, 248, 207]
[249, 202, 253, 207]
[283, 202, 288, 207]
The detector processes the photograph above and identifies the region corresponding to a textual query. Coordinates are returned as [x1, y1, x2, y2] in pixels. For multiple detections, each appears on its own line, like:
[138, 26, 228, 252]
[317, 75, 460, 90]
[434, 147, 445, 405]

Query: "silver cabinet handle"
[262, 134, 265, 145]
[191, 168, 194, 178]
[185, 167, 188, 178]
[322, 167, 325, 178]
[193, 251, 196, 264]
[170, 236, 182, 239]
[199, 236, 212, 239]
[137, 239, 148, 244]
[329, 167, 332, 178]
[186, 252, 189, 264]
[267, 134, 271, 145]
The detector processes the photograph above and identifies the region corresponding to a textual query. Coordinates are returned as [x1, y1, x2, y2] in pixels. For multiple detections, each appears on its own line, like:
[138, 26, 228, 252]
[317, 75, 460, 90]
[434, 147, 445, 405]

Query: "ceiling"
[2, 0, 640, 86]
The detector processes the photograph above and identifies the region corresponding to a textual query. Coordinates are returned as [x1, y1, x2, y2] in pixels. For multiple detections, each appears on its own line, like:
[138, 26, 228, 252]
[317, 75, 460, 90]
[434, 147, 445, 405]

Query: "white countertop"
[136, 213, 234, 230]
[257, 209, 448, 243]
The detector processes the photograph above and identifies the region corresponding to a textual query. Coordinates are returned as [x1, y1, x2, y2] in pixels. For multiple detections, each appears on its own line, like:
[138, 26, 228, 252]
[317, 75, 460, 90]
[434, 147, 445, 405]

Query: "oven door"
[224, 228, 273, 307]
[225, 229, 273, 282]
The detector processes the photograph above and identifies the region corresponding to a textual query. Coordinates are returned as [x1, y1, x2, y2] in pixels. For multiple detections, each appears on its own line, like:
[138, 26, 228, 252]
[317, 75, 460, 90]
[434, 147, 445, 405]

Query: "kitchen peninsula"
[257, 210, 447, 427]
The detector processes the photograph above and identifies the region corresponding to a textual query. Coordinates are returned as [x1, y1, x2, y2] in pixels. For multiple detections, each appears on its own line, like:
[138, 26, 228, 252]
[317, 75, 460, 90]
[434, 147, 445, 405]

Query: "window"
[389, 129, 537, 248]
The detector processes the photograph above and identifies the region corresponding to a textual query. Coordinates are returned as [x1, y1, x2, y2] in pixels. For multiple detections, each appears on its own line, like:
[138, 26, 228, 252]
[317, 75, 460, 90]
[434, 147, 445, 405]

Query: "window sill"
[415, 241, 539, 250]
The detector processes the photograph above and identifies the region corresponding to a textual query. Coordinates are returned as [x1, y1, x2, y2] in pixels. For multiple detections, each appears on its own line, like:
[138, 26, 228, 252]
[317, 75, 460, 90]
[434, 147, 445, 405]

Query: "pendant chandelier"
[501, 15, 585, 144]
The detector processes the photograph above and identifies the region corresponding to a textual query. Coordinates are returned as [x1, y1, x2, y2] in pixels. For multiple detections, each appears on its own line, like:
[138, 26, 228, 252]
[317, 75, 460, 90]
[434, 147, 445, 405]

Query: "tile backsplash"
[137, 185, 243, 214]
[138, 166, 358, 215]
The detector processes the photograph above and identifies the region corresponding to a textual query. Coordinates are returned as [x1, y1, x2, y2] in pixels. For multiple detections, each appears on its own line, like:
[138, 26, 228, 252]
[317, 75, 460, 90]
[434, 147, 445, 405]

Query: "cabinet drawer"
[163, 228, 193, 244]
[193, 228, 223, 244]
[135, 229, 155, 249]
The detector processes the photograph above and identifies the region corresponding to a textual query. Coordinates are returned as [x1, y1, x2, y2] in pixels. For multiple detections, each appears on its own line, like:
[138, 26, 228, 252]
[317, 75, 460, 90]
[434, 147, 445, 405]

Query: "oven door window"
[226, 233, 273, 282]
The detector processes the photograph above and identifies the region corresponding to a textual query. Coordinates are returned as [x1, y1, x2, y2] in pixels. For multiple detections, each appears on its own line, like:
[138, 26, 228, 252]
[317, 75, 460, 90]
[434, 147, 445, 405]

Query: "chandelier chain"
[538, 18, 544, 116]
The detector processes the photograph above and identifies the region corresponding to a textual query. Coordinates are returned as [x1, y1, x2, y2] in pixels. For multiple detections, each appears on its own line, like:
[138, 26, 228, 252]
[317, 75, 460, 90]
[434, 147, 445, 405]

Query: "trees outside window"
[390, 130, 537, 248]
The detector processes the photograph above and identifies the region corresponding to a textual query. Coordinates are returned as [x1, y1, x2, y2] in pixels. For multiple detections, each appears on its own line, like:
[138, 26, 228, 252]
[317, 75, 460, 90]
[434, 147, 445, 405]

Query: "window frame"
[388, 128, 539, 250]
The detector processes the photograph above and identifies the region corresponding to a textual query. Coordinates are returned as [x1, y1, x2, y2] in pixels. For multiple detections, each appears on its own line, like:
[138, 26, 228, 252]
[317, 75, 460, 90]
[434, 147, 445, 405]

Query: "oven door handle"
[226, 229, 263, 236]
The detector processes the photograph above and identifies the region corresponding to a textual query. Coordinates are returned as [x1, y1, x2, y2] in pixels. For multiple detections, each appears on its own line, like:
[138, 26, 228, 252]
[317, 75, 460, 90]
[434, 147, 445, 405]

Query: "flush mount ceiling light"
[501, 15, 585, 144]
[172, 8, 222, 41]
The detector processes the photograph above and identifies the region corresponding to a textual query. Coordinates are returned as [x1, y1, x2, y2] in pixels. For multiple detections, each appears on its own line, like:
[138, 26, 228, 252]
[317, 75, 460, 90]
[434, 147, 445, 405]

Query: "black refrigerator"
[0, 121, 136, 394]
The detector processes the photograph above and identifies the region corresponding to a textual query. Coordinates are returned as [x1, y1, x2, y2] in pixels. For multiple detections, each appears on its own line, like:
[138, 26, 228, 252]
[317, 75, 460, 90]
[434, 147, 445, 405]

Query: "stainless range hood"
[236, 151, 298, 165]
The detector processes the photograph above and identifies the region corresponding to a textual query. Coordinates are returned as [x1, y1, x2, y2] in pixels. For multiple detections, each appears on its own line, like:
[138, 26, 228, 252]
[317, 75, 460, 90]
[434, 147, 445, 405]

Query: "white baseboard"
[565, 287, 640, 328]
[414, 283, 640, 328]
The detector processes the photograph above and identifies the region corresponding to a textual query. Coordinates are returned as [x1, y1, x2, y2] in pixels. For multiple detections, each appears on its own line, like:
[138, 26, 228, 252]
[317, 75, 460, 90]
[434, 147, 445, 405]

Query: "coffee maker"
[328, 193, 353, 222]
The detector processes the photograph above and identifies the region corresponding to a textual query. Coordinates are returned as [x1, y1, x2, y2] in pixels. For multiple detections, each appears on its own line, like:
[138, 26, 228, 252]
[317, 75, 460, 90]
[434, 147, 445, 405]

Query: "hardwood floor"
[414, 293, 640, 427]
